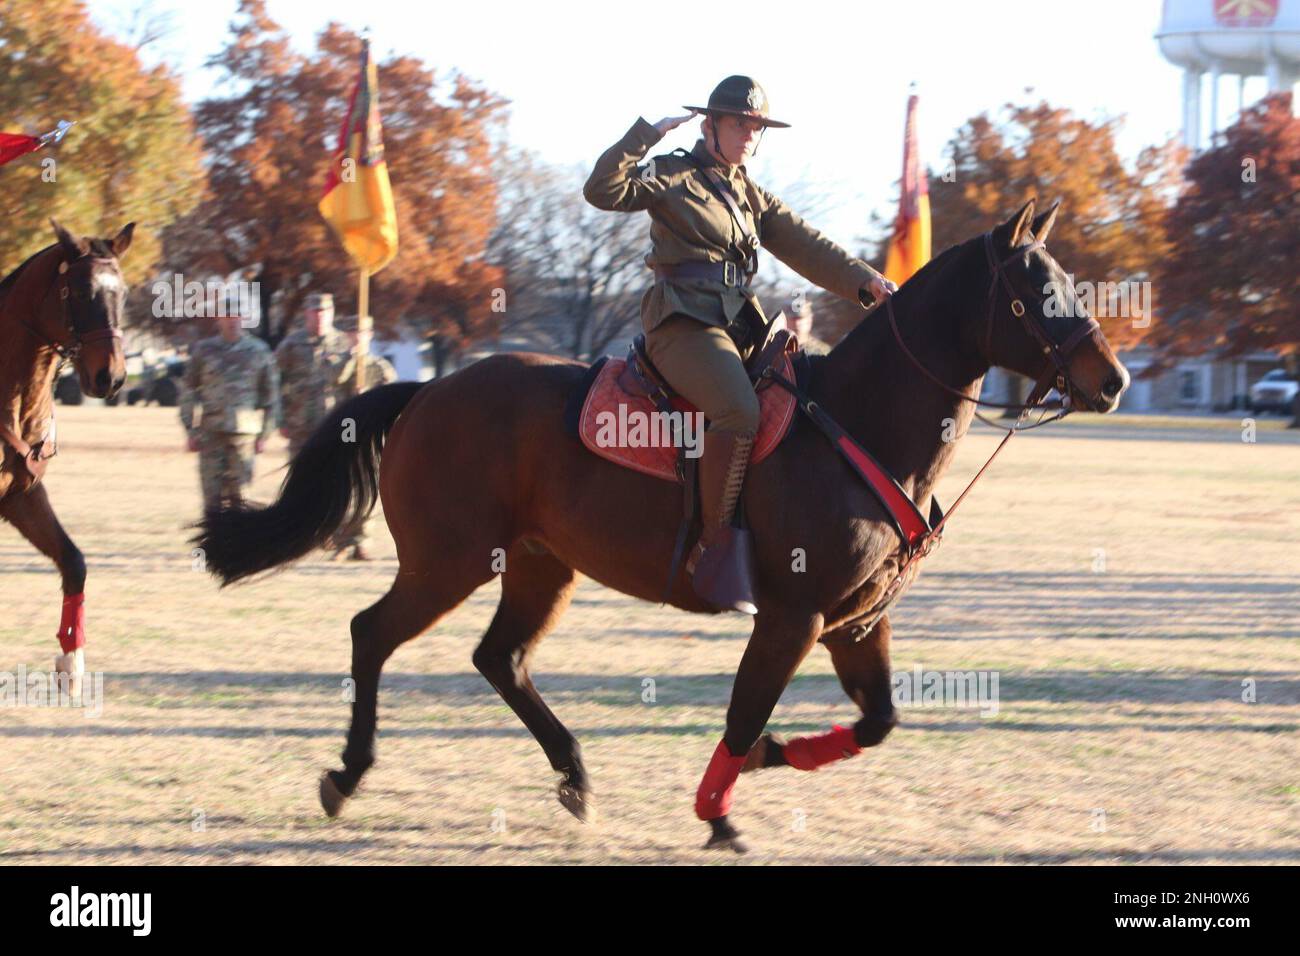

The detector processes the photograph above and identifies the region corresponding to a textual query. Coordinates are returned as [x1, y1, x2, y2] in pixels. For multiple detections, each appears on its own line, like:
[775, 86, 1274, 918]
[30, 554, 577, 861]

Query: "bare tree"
[489, 147, 659, 360]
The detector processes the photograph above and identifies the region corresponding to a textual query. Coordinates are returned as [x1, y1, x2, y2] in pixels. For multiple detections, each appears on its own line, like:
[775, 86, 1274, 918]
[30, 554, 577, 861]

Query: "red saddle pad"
[578, 351, 799, 482]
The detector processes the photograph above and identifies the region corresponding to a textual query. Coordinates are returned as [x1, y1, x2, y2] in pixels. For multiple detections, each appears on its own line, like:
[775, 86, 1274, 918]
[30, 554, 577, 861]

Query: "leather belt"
[652, 260, 752, 289]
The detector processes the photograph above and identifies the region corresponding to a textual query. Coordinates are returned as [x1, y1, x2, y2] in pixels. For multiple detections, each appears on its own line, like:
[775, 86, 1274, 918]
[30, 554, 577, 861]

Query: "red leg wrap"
[694, 739, 746, 820]
[57, 592, 86, 654]
[782, 724, 861, 771]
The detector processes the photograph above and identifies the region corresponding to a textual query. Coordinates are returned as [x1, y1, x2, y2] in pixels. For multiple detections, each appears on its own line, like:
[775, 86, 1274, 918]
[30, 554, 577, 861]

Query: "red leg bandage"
[57, 592, 86, 654]
[782, 724, 861, 771]
[694, 739, 747, 821]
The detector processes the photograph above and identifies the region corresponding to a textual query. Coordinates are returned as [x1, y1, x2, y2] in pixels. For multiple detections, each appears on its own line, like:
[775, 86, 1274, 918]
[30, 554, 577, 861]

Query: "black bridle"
[22, 253, 125, 363]
[885, 230, 1102, 424]
[3, 252, 125, 481]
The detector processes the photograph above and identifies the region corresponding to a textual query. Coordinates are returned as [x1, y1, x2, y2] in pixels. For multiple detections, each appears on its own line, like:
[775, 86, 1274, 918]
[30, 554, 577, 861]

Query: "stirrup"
[690, 525, 758, 615]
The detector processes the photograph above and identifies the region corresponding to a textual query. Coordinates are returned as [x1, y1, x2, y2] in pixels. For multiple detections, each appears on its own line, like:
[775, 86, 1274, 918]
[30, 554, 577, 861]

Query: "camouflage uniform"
[330, 322, 399, 553]
[274, 326, 349, 456]
[335, 351, 398, 398]
[180, 333, 280, 510]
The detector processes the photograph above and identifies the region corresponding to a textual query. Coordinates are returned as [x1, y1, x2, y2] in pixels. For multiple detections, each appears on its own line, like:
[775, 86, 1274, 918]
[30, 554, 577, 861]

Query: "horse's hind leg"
[320, 563, 492, 818]
[0, 484, 87, 696]
[743, 613, 898, 774]
[470, 548, 588, 819]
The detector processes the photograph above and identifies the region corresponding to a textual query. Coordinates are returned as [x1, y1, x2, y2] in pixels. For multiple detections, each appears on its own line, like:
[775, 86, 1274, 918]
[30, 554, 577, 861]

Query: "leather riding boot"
[688, 429, 758, 615]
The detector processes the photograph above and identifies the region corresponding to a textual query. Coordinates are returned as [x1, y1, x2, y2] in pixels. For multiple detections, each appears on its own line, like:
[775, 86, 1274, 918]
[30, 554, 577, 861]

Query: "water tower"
[1157, 0, 1300, 149]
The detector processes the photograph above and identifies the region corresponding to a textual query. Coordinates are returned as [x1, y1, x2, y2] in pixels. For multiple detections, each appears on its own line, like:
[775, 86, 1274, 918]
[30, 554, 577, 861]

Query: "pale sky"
[89, 0, 1281, 250]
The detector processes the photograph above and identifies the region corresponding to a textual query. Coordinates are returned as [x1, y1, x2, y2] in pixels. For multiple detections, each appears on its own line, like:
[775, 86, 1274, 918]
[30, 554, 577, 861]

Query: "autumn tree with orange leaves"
[154, 0, 508, 363]
[1148, 94, 1299, 370]
[0, 0, 204, 284]
[810, 100, 1185, 356]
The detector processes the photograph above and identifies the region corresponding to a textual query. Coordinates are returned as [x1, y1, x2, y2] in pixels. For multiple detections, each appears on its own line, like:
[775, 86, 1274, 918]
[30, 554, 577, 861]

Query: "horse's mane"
[894, 238, 967, 294]
[0, 244, 53, 308]
[830, 238, 970, 359]
[0, 237, 115, 313]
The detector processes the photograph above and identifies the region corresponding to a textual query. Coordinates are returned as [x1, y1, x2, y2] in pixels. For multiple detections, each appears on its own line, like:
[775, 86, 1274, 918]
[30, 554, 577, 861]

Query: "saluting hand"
[654, 112, 698, 136]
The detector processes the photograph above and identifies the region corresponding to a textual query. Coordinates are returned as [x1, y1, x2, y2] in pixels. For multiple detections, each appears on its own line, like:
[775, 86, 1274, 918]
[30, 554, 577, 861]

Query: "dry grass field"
[1, 403, 1297, 864]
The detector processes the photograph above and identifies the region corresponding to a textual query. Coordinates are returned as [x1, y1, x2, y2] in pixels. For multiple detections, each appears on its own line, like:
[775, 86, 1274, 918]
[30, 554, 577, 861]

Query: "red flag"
[0, 122, 74, 168]
[883, 92, 931, 287]
[0, 132, 43, 167]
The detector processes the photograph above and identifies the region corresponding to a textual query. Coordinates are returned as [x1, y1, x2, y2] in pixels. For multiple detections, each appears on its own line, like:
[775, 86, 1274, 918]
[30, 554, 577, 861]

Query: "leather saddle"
[569, 313, 804, 484]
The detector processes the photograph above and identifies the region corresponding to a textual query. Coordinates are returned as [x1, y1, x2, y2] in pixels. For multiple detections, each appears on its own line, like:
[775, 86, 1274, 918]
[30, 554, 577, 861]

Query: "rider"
[583, 75, 896, 615]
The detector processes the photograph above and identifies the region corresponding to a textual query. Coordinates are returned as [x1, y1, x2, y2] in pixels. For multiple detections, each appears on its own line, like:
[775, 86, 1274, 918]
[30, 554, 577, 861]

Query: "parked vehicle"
[126, 357, 186, 407]
[53, 352, 186, 407]
[1248, 369, 1299, 415]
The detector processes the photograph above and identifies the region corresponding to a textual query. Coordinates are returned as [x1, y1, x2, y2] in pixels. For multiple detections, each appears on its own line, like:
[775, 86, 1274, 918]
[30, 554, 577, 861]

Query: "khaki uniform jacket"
[583, 116, 884, 333]
[180, 334, 280, 438]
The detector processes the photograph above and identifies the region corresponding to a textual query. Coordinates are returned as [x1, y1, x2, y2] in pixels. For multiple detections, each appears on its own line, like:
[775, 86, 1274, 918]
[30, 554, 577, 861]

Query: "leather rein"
[765, 230, 1102, 644]
[1, 253, 123, 482]
[886, 232, 1101, 425]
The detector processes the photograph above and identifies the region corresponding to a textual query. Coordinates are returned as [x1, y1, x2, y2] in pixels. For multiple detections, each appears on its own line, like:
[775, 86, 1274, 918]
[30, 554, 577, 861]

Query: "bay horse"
[1, 220, 134, 694]
[196, 200, 1129, 851]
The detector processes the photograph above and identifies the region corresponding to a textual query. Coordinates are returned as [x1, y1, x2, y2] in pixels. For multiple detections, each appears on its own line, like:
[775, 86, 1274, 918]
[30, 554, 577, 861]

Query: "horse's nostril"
[1101, 374, 1125, 399]
[95, 369, 113, 394]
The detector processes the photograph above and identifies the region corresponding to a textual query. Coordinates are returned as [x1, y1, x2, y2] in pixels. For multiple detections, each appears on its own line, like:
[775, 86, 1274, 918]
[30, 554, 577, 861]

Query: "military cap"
[684, 76, 790, 128]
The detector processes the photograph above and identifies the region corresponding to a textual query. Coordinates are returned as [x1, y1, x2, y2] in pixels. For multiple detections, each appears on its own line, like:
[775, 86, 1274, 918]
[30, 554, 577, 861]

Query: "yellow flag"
[883, 91, 931, 287]
[318, 39, 398, 275]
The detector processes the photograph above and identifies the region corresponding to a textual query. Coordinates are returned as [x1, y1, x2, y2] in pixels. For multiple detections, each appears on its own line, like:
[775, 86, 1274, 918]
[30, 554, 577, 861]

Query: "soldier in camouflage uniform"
[181, 314, 281, 511]
[274, 292, 349, 457]
[329, 313, 399, 560]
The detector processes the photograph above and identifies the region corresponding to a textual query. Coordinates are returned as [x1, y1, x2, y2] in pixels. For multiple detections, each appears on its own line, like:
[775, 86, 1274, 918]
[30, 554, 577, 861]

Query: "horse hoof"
[319, 771, 348, 818]
[54, 650, 85, 700]
[557, 782, 594, 823]
[703, 817, 748, 854]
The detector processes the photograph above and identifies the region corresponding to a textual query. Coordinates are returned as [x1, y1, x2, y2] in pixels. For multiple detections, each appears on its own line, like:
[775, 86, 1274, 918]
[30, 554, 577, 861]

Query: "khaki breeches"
[643, 314, 760, 434]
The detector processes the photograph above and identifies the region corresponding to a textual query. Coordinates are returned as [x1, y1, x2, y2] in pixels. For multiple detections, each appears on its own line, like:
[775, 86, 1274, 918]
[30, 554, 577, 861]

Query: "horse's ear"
[1031, 199, 1061, 244]
[1002, 199, 1036, 249]
[49, 218, 87, 260]
[110, 222, 136, 259]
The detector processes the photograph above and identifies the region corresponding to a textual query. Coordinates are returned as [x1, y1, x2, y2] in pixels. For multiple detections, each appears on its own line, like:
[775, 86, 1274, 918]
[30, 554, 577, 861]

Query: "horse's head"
[982, 200, 1129, 413]
[48, 219, 133, 400]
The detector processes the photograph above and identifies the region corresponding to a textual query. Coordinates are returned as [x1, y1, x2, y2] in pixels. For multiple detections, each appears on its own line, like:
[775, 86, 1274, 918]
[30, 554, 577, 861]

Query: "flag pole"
[356, 268, 370, 394]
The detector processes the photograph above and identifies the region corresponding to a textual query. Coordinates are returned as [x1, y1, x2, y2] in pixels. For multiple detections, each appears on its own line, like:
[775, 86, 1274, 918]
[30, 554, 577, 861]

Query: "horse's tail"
[193, 381, 424, 586]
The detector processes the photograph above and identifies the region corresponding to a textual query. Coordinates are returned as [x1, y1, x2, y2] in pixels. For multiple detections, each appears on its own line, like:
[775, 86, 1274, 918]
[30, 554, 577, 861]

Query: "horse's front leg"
[742, 613, 898, 773]
[694, 608, 822, 853]
[0, 483, 87, 696]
